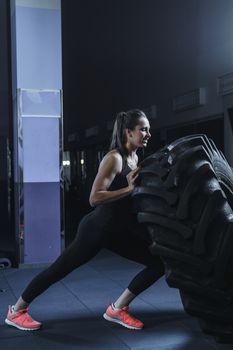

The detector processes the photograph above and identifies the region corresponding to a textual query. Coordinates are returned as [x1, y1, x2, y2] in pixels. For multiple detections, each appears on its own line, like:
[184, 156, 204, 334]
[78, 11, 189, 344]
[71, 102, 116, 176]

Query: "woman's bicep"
[89, 154, 121, 201]
[92, 169, 114, 192]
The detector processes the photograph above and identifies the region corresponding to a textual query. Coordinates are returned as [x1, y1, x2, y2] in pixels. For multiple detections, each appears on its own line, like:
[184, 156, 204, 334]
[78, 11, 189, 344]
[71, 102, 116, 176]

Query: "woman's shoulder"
[100, 149, 123, 172]
[107, 149, 122, 158]
[104, 149, 122, 163]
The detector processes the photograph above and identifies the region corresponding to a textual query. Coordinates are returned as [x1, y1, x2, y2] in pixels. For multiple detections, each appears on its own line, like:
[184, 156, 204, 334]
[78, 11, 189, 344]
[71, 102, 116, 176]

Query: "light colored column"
[14, 0, 63, 264]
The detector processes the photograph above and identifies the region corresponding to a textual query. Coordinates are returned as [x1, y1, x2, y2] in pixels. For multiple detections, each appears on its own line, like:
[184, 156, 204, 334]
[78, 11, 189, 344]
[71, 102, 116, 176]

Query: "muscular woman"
[5, 109, 164, 331]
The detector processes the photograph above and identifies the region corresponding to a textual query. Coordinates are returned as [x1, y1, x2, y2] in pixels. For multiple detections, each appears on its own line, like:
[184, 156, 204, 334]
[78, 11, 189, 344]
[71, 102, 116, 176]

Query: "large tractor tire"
[133, 134, 233, 343]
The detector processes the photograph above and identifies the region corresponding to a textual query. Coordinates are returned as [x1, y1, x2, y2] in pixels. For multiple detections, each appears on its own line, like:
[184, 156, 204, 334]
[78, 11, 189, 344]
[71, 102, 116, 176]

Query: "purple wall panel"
[23, 117, 60, 183]
[24, 182, 61, 264]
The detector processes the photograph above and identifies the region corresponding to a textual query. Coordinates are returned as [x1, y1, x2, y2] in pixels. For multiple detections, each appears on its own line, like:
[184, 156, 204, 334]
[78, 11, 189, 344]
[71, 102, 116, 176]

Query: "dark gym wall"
[62, 0, 160, 139]
[62, 0, 233, 244]
[62, 0, 233, 147]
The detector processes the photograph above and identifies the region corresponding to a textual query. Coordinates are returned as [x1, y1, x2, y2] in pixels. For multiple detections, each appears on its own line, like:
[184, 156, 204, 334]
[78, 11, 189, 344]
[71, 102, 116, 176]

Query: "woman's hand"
[126, 167, 140, 192]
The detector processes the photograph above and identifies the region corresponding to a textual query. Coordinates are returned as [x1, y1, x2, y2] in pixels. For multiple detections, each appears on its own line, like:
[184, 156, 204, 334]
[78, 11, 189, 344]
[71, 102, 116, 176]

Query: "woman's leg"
[103, 228, 164, 329]
[106, 228, 165, 300]
[13, 226, 96, 311]
[6, 212, 104, 330]
[21, 212, 103, 304]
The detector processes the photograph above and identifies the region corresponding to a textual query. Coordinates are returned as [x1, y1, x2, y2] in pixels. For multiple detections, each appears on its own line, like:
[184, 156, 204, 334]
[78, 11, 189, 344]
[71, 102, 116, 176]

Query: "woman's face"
[127, 117, 151, 148]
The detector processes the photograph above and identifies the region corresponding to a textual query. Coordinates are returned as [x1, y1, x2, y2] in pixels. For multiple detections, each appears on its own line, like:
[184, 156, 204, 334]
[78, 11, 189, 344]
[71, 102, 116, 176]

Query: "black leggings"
[22, 211, 164, 303]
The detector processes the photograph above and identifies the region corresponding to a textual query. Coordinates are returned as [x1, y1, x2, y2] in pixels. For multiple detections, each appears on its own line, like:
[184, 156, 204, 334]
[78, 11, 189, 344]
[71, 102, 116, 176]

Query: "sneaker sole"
[103, 313, 143, 330]
[5, 318, 41, 331]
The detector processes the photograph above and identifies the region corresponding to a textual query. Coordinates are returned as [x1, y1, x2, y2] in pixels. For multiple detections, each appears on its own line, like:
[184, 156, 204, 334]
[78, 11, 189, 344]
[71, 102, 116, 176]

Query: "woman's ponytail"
[110, 111, 127, 155]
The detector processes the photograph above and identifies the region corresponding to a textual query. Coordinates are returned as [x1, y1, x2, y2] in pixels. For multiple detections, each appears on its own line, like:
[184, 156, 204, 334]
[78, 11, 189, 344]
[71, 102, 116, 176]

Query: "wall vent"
[172, 88, 206, 112]
[217, 72, 233, 96]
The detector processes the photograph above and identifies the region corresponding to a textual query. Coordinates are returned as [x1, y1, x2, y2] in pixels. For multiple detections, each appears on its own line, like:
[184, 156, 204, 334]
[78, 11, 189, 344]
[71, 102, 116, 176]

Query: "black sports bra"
[108, 163, 132, 191]
[93, 161, 134, 229]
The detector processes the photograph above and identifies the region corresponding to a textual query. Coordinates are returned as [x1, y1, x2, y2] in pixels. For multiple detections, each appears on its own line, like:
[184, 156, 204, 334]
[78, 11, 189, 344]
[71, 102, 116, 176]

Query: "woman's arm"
[89, 151, 139, 207]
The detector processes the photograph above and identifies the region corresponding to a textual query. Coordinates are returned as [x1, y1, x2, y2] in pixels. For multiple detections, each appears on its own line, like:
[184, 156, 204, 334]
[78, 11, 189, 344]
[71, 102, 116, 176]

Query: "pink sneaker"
[5, 305, 42, 331]
[103, 304, 144, 330]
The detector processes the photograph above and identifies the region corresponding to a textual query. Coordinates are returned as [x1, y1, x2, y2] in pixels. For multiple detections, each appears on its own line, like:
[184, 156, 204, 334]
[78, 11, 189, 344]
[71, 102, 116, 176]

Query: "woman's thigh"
[104, 227, 160, 267]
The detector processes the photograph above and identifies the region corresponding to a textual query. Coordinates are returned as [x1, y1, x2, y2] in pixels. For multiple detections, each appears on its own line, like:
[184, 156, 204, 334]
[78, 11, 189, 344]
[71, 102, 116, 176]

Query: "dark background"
[61, 0, 225, 244]
[61, 0, 160, 135]
[61, 0, 224, 149]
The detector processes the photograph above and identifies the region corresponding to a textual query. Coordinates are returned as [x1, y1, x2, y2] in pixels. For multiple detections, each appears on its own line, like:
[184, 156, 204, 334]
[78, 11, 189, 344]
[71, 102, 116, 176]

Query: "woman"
[5, 109, 164, 331]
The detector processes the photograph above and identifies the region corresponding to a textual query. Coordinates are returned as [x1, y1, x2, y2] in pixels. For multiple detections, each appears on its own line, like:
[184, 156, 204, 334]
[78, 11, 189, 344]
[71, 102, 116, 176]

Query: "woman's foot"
[5, 305, 42, 331]
[103, 304, 144, 330]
